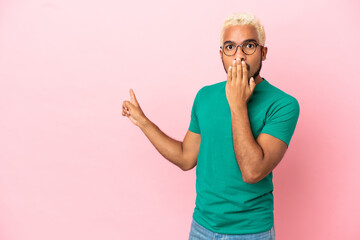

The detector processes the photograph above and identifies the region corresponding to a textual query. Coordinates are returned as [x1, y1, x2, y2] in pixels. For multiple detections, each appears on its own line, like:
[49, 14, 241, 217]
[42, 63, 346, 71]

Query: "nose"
[234, 46, 246, 61]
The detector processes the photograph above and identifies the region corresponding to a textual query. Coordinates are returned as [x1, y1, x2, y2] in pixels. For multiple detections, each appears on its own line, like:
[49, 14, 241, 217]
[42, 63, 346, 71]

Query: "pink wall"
[1, 0, 359, 239]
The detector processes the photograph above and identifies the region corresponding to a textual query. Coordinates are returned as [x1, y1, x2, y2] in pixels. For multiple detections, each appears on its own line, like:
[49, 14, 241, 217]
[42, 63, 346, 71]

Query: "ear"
[219, 48, 223, 59]
[262, 46, 268, 61]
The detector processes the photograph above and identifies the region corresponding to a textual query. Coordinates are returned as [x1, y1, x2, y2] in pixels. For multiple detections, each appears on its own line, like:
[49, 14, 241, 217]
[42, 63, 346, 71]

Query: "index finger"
[227, 65, 232, 83]
[241, 60, 248, 84]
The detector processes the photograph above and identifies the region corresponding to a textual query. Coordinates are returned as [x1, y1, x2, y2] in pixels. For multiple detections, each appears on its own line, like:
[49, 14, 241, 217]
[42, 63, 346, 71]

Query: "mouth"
[234, 58, 249, 67]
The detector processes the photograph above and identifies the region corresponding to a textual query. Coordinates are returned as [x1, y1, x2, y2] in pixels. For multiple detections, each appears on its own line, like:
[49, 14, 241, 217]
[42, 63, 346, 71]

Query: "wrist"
[139, 116, 151, 129]
[230, 104, 247, 115]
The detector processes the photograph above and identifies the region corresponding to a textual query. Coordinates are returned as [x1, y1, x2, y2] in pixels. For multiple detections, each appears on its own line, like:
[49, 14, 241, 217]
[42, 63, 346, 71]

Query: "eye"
[225, 45, 233, 50]
[246, 43, 255, 48]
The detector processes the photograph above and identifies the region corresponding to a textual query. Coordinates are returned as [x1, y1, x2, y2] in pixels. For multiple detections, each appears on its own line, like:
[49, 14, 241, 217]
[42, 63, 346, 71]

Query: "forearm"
[230, 106, 264, 181]
[138, 117, 186, 170]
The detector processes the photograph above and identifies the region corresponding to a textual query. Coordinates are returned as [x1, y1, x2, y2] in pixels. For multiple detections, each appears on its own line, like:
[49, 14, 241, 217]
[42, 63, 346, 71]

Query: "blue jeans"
[188, 218, 275, 240]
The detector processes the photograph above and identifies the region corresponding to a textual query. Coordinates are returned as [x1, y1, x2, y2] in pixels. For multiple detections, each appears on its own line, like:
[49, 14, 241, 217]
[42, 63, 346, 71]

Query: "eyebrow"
[223, 39, 257, 45]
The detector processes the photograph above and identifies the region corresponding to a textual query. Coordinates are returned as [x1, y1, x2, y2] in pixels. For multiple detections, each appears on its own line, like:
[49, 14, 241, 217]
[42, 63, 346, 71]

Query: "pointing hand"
[122, 89, 148, 127]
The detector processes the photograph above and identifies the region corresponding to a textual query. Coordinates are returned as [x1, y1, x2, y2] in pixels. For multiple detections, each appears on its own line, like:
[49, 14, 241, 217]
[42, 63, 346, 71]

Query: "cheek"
[225, 61, 232, 70]
[225, 57, 234, 66]
[247, 60, 259, 72]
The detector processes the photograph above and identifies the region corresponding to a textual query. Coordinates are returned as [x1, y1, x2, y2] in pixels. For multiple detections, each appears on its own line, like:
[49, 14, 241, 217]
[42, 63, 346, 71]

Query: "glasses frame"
[220, 40, 264, 56]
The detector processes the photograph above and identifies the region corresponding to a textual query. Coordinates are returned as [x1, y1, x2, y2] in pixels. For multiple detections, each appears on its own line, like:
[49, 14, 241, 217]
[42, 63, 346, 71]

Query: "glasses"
[220, 40, 264, 56]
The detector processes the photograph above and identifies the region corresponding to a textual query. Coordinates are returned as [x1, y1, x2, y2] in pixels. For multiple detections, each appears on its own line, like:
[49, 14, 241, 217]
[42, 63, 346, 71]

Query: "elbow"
[244, 171, 267, 184]
[181, 163, 195, 171]
[242, 170, 261, 184]
[243, 175, 256, 184]
[243, 176, 260, 184]
[180, 162, 191, 171]
[180, 156, 197, 171]
[243, 154, 264, 184]
[179, 162, 188, 171]
[181, 165, 189, 171]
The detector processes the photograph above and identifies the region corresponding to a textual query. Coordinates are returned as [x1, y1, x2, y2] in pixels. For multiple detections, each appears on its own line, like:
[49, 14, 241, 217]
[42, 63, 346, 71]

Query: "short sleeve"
[260, 97, 300, 147]
[188, 89, 202, 134]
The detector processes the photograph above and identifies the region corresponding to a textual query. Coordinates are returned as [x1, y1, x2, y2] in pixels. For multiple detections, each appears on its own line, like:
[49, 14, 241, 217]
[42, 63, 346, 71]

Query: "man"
[122, 12, 299, 240]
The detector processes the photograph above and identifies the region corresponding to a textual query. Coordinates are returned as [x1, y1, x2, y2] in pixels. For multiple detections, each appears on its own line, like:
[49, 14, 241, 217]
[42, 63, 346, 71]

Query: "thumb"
[129, 88, 139, 106]
[249, 77, 256, 92]
[124, 100, 135, 110]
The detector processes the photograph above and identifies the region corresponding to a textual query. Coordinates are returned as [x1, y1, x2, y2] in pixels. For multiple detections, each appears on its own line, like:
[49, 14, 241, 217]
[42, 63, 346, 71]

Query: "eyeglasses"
[220, 40, 264, 56]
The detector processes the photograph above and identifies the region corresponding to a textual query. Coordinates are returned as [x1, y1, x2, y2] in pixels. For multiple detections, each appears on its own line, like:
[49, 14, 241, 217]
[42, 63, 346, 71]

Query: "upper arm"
[260, 97, 300, 148]
[249, 97, 300, 183]
[251, 133, 288, 183]
[181, 130, 201, 171]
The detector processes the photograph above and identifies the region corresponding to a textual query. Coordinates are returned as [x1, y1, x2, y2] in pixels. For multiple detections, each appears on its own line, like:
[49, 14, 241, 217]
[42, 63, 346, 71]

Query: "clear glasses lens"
[223, 41, 257, 56]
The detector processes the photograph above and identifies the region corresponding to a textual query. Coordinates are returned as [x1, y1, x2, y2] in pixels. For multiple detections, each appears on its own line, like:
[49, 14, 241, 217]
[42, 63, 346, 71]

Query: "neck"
[254, 75, 263, 85]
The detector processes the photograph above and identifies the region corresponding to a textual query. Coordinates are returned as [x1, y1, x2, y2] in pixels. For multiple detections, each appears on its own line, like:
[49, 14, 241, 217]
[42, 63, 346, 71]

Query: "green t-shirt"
[188, 78, 300, 234]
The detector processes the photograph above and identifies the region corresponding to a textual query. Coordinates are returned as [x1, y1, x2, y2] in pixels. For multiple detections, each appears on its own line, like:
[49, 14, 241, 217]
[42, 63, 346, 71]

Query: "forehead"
[223, 25, 258, 44]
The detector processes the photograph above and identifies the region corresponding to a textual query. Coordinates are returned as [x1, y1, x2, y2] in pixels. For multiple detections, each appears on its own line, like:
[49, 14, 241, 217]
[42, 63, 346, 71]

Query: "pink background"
[1, 0, 359, 239]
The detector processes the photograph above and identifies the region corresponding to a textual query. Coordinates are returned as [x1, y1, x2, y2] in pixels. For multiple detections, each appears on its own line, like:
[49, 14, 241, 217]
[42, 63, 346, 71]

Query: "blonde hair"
[220, 12, 266, 47]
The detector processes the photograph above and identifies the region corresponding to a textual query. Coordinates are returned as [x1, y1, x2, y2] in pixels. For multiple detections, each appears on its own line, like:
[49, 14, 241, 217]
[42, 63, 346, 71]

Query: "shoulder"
[199, 80, 226, 95]
[266, 81, 299, 108]
[264, 83, 300, 118]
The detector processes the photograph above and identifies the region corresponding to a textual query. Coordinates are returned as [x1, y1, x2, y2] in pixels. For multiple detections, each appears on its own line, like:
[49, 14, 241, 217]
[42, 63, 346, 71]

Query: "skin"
[121, 88, 146, 128]
[221, 24, 288, 184]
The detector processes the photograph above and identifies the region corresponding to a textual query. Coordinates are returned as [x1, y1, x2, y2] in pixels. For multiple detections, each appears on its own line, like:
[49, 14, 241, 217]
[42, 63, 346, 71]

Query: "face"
[219, 25, 268, 82]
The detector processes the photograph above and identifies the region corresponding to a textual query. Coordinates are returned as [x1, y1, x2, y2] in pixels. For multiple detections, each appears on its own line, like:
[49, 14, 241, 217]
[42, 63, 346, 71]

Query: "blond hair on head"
[220, 12, 266, 47]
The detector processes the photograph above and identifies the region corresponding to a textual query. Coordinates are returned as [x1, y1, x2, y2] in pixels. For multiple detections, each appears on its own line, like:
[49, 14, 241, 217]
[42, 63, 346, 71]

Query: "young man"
[122, 12, 299, 240]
